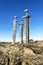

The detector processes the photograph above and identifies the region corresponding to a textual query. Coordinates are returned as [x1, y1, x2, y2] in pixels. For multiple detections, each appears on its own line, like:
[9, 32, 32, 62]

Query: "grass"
[26, 62, 31, 65]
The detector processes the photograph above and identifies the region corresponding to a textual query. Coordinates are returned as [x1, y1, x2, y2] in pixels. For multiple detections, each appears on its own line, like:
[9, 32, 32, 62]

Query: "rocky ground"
[0, 41, 43, 65]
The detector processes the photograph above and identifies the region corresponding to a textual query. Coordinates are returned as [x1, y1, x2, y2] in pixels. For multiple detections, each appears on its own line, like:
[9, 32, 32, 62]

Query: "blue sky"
[0, 0, 43, 42]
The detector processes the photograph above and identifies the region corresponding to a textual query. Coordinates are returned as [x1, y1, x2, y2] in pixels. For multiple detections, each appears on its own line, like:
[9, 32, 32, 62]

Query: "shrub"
[26, 62, 31, 65]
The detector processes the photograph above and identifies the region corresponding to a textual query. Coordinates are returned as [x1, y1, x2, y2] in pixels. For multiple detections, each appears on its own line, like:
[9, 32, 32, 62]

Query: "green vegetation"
[26, 62, 31, 65]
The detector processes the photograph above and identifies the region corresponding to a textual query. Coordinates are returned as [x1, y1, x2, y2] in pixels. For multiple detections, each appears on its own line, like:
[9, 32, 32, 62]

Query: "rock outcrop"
[0, 42, 43, 65]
